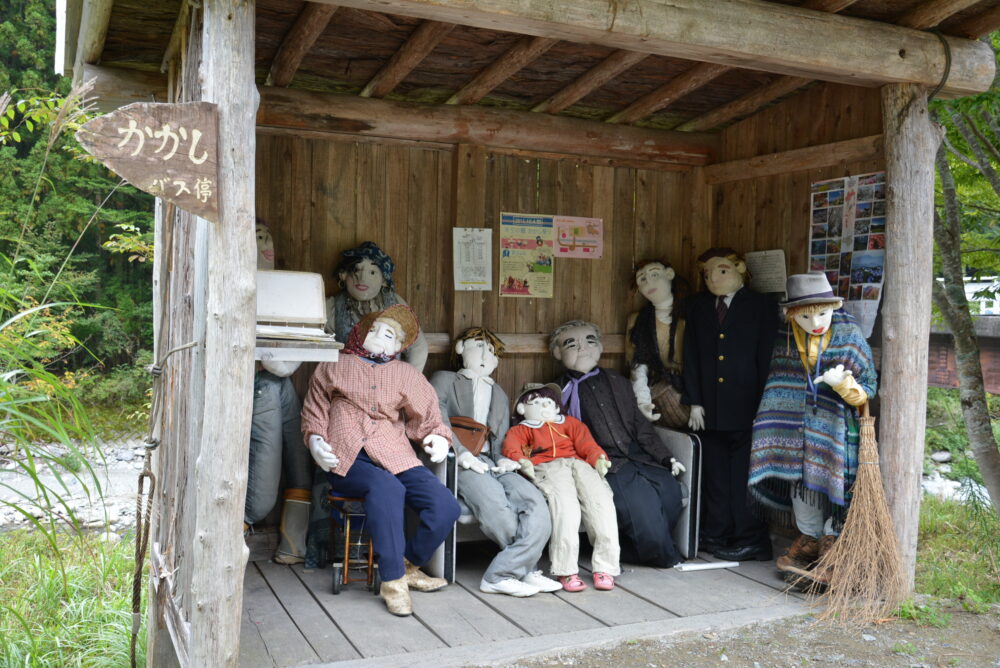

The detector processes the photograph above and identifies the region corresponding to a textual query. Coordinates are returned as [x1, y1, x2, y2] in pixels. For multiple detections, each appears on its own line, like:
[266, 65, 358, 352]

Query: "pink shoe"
[558, 574, 587, 592]
[592, 572, 615, 590]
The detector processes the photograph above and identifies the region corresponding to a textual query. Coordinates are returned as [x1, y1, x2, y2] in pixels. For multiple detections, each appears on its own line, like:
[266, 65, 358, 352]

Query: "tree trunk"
[933, 145, 1000, 514]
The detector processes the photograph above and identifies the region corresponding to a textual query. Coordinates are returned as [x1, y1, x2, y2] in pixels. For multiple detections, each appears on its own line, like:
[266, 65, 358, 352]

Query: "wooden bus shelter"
[58, 0, 997, 665]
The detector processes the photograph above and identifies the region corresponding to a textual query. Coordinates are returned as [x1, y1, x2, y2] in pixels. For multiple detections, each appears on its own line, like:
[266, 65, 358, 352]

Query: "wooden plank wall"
[256, 133, 699, 400]
[712, 82, 884, 278]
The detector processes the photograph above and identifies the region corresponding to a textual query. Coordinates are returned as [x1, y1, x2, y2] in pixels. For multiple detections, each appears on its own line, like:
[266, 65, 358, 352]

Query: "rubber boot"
[274, 488, 311, 565]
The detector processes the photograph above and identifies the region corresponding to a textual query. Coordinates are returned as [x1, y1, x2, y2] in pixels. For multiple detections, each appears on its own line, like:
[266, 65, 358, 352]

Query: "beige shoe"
[379, 577, 413, 616]
[404, 558, 447, 592]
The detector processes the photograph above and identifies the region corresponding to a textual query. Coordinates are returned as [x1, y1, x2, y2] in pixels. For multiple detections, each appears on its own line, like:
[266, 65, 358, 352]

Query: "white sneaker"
[521, 570, 562, 593]
[479, 577, 540, 597]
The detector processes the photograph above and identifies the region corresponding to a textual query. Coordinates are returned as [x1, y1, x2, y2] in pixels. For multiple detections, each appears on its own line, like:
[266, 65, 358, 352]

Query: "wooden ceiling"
[98, 0, 1000, 132]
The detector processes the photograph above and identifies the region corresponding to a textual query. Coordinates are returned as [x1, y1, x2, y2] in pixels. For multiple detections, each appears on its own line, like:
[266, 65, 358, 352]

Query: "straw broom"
[811, 401, 907, 623]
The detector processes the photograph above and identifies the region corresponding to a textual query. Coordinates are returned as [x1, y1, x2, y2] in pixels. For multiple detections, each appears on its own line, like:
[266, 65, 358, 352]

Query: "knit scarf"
[561, 368, 599, 419]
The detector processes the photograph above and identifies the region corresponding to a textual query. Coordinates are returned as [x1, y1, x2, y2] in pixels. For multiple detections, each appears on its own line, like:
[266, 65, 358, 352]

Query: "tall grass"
[0, 530, 143, 667]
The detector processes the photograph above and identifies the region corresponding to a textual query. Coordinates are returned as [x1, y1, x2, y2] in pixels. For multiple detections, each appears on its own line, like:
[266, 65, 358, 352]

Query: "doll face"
[255, 223, 275, 270]
[703, 256, 745, 297]
[341, 259, 385, 301]
[635, 263, 674, 303]
[553, 324, 603, 374]
[457, 338, 498, 378]
[791, 308, 834, 336]
[518, 396, 559, 423]
[363, 318, 404, 356]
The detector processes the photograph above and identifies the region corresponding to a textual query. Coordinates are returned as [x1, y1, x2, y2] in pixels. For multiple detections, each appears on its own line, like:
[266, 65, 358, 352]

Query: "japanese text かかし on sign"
[76, 102, 220, 222]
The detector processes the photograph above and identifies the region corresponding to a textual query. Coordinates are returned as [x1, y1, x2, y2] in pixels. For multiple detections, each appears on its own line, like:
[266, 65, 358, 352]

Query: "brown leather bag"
[449, 416, 491, 457]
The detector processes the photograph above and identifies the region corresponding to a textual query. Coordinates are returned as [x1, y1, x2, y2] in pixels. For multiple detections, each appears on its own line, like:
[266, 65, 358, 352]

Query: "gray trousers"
[791, 489, 838, 539]
[246, 372, 314, 524]
[458, 459, 552, 584]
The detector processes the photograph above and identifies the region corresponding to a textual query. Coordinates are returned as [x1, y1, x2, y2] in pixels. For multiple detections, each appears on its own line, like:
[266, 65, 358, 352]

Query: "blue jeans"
[245, 372, 313, 524]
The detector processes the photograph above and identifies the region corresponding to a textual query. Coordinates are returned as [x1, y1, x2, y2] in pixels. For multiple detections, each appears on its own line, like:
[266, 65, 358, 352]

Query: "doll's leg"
[459, 468, 519, 583]
[605, 462, 679, 567]
[246, 375, 283, 525]
[571, 460, 621, 577]
[534, 460, 581, 577]
[398, 464, 461, 569]
[497, 472, 553, 580]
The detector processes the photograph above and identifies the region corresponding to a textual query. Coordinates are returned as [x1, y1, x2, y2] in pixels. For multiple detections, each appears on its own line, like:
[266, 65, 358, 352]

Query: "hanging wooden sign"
[76, 102, 220, 223]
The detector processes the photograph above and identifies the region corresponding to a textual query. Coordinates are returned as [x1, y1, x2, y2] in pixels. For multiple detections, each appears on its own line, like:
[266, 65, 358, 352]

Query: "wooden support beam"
[799, 0, 859, 11]
[532, 50, 648, 115]
[944, 5, 1000, 38]
[606, 63, 730, 125]
[316, 0, 995, 97]
[361, 20, 454, 98]
[267, 2, 339, 87]
[879, 83, 941, 589]
[450, 145, 487, 338]
[160, 0, 191, 73]
[72, 0, 113, 85]
[676, 76, 812, 132]
[701, 135, 883, 184]
[83, 63, 169, 111]
[896, 0, 982, 29]
[259, 86, 718, 165]
[446, 35, 557, 105]
[189, 0, 257, 664]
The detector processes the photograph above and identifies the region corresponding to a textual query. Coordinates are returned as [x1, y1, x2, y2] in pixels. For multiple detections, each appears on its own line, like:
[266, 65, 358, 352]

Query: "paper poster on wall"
[554, 216, 603, 258]
[453, 227, 492, 291]
[743, 249, 787, 296]
[809, 171, 886, 337]
[499, 212, 555, 298]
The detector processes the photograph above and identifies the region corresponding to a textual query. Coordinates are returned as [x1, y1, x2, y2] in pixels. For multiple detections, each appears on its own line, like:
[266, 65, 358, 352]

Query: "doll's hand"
[457, 451, 489, 474]
[639, 402, 661, 422]
[307, 434, 340, 471]
[422, 434, 449, 463]
[518, 459, 536, 480]
[815, 364, 852, 388]
[669, 457, 686, 477]
[491, 457, 521, 474]
[688, 405, 705, 431]
[594, 455, 611, 479]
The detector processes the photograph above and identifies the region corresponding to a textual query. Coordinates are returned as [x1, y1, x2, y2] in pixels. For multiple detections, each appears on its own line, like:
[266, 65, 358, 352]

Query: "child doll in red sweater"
[503, 383, 621, 592]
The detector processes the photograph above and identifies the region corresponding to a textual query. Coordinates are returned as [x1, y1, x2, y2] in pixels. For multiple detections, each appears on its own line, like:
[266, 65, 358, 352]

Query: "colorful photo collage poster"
[499, 212, 555, 298]
[809, 172, 886, 337]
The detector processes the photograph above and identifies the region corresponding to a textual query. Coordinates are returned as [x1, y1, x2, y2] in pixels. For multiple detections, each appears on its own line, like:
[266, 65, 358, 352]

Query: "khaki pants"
[534, 458, 620, 577]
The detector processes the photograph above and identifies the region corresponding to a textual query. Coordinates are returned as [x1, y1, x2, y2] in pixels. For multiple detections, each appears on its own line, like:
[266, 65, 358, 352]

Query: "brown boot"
[817, 534, 837, 559]
[775, 534, 820, 573]
[379, 577, 413, 616]
[403, 558, 447, 592]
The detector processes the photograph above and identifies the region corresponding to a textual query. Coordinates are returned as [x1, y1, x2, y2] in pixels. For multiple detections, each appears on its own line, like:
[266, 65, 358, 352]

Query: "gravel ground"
[506, 604, 1000, 668]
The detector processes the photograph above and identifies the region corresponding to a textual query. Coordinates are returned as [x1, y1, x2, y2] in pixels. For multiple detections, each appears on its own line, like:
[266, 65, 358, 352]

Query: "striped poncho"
[748, 310, 876, 522]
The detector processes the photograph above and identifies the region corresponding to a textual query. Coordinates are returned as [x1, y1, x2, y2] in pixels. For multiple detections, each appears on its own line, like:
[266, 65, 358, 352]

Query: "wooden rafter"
[267, 2, 339, 87]
[361, 20, 454, 98]
[675, 76, 812, 132]
[160, 0, 191, 73]
[446, 35, 557, 105]
[314, 0, 994, 96]
[896, 0, 983, 30]
[532, 50, 648, 115]
[941, 4, 1000, 37]
[701, 135, 883, 184]
[72, 0, 114, 85]
[677, 0, 980, 132]
[605, 62, 730, 125]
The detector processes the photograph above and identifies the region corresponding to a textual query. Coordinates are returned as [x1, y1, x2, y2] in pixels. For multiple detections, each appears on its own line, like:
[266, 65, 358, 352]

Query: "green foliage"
[917, 493, 1000, 604]
[896, 598, 953, 628]
[925, 387, 1000, 484]
[0, 530, 144, 667]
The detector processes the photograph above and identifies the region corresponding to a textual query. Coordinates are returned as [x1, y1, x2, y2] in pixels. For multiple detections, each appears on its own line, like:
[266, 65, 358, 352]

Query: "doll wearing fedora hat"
[748, 272, 877, 583]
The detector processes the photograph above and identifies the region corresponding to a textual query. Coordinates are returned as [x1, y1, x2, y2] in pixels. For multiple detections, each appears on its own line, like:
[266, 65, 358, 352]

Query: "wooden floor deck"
[239, 541, 810, 668]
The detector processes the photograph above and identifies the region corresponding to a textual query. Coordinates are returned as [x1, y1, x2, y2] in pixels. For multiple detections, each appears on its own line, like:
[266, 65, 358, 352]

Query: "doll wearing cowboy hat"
[747, 272, 877, 582]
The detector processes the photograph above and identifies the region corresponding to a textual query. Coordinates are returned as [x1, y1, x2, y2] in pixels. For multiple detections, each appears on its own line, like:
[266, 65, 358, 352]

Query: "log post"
[187, 0, 258, 664]
[879, 83, 941, 589]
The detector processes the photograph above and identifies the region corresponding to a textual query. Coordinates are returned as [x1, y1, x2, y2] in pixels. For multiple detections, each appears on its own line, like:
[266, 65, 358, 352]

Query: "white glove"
[669, 457, 686, 477]
[639, 402, 661, 422]
[260, 359, 301, 377]
[491, 457, 521, 474]
[422, 434, 449, 463]
[816, 364, 852, 388]
[518, 459, 536, 480]
[457, 451, 489, 474]
[307, 434, 340, 471]
[594, 454, 611, 479]
[688, 405, 705, 431]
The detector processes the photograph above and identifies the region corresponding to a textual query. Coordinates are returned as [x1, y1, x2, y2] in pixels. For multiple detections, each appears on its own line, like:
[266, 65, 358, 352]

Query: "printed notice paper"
[453, 227, 492, 291]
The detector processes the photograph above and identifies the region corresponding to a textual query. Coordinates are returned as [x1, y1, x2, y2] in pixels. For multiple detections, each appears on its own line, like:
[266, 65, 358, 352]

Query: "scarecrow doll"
[748, 272, 877, 584]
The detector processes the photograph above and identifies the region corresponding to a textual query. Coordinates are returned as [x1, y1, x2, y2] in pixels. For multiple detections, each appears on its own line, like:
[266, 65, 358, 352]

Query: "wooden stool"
[327, 495, 380, 595]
